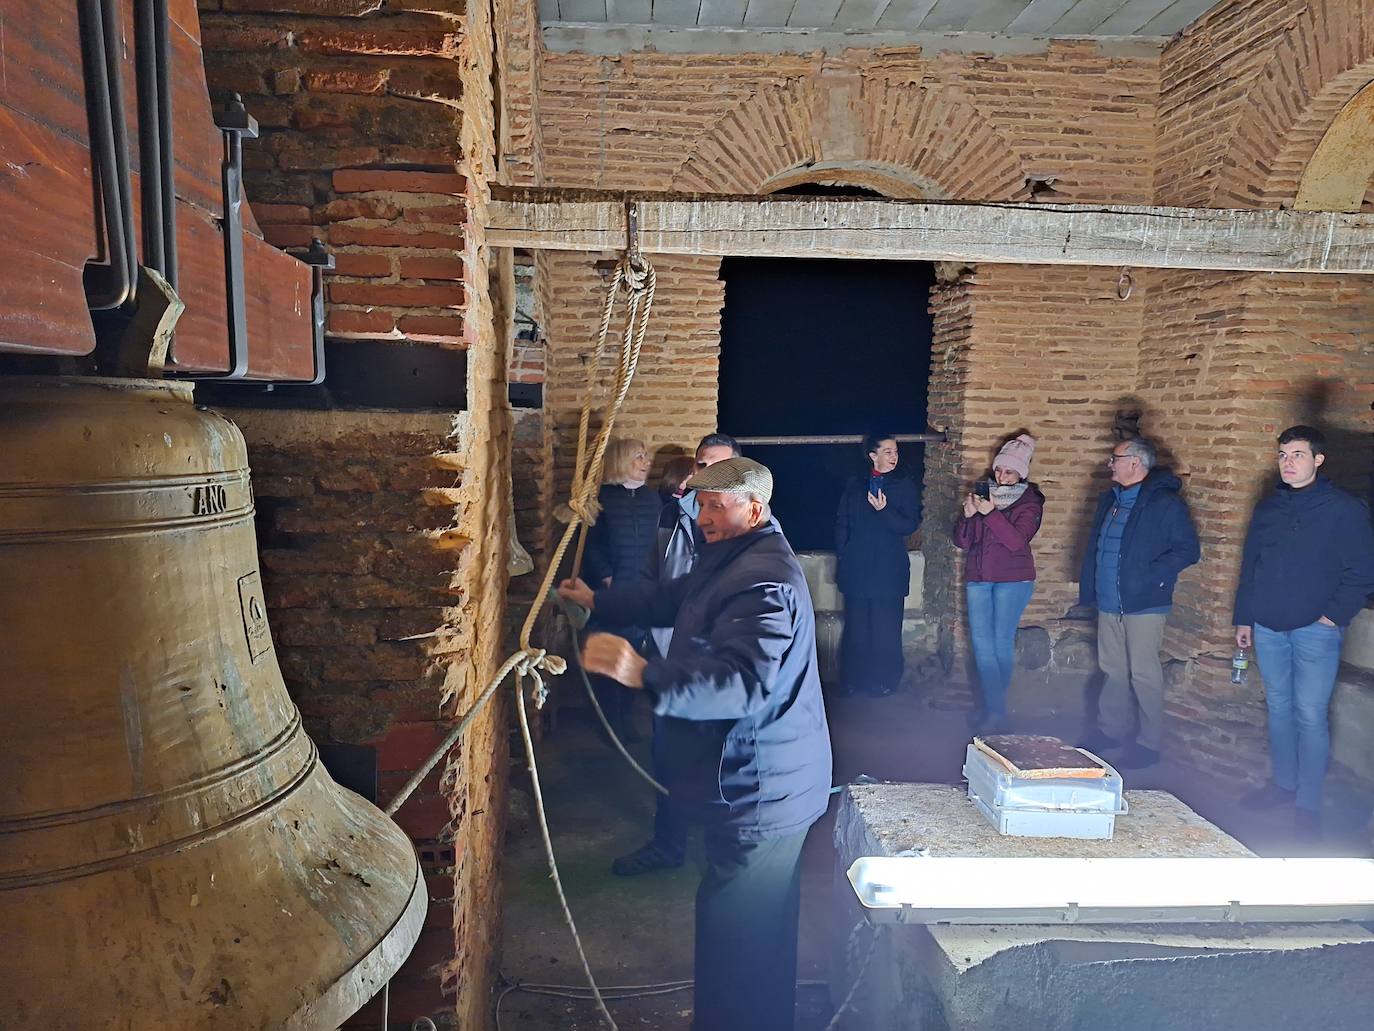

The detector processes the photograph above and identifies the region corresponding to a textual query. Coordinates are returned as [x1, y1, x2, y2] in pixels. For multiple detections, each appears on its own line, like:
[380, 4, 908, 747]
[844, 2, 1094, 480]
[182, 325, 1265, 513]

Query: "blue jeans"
[965, 580, 1035, 719]
[1253, 620, 1344, 812]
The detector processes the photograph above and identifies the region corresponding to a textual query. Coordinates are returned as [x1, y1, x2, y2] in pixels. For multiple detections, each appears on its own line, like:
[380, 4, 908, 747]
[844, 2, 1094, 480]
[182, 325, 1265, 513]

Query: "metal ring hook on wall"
[1116, 268, 1134, 301]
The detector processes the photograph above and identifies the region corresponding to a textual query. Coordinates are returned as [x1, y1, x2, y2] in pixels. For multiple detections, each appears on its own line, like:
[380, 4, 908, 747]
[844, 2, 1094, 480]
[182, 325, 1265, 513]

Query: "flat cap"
[686, 456, 773, 504]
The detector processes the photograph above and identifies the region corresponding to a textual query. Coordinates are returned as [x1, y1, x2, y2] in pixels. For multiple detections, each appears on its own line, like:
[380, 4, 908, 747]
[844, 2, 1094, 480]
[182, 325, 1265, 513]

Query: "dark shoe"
[867, 683, 896, 698]
[1239, 782, 1297, 811]
[1079, 730, 1122, 755]
[1111, 744, 1160, 770]
[610, 842, 684, 877]
[1295, 807, 1323, 842]
[829, 683, 855, 698]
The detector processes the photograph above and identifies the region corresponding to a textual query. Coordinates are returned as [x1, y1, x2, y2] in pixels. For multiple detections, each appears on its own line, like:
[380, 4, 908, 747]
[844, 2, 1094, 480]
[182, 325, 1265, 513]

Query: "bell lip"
[286, 846, 430, 1029]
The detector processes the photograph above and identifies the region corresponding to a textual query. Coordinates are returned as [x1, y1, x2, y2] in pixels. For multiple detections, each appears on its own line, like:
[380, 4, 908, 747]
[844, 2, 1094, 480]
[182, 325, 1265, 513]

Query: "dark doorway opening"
[717, 257, 935, 551]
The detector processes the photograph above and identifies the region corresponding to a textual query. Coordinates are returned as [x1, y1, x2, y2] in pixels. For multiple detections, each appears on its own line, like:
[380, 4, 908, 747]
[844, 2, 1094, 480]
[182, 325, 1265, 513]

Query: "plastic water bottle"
[1231, 648, 1249, 684]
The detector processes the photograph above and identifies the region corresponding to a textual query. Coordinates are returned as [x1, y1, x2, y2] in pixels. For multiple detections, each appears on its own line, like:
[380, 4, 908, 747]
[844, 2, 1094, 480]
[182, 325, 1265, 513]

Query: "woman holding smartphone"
[953, 433, 1043, 732]
[834, 432, 923, 697]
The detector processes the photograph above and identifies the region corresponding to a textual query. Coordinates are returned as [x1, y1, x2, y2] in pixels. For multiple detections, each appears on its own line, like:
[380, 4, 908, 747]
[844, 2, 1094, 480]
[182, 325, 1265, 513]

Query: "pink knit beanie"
[993, 434, 1035, 479]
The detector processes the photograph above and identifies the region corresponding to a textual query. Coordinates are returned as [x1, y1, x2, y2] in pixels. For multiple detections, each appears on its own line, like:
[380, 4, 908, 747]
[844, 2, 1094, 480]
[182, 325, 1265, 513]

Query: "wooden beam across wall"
[486, 188, 1374, 274]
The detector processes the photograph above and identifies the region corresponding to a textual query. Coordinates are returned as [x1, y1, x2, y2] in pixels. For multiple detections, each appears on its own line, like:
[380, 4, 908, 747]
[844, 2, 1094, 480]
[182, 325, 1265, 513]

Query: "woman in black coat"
[834, 433, 923, 696]
[582, 436, 662, 736]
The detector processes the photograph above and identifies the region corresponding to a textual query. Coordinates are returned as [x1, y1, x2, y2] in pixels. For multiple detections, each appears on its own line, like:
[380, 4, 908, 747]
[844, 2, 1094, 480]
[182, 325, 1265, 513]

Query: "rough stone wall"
[197, 0, 510, 1026]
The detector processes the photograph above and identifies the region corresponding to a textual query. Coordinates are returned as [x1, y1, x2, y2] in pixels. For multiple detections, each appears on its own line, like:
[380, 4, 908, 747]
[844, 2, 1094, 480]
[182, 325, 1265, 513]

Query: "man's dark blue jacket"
[595, 521, 832, 841]
[1078, 468, 1200, 613]
[1233, 476, 1374, 631]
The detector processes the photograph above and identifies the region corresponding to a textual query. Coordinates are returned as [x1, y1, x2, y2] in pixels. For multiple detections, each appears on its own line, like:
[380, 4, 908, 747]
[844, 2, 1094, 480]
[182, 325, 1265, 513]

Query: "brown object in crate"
[973, 734, 1107, 780]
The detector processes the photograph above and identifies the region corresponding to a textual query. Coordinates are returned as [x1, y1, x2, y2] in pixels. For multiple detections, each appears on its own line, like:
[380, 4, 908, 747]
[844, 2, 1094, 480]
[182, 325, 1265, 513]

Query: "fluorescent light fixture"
[848, 856, 1374, 925]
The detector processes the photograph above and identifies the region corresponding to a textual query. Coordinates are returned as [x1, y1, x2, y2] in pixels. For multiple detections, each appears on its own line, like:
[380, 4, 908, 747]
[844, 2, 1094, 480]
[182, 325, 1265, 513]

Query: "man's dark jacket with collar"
[1233, 475, 1374, 631]
[596, 521, 832, 841]
[1078, 467, 1200, 613]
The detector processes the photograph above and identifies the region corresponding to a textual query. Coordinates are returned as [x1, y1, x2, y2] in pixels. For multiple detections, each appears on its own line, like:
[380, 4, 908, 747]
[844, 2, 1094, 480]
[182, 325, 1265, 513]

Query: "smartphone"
[972, 481, 991, 499]
[868, 480, 882, 498]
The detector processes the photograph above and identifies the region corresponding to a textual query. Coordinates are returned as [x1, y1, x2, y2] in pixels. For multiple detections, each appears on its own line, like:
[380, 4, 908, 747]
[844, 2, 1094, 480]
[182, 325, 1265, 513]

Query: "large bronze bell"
[0, 377, 426, 1027]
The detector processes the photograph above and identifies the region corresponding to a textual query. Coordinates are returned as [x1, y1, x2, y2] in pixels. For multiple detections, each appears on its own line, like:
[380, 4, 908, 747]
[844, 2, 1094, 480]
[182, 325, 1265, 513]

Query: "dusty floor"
[497, 679, 1374, 1030]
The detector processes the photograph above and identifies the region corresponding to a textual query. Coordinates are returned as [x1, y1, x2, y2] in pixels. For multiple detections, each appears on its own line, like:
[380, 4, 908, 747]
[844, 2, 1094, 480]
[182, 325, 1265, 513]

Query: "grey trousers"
[1096, 611, 1167, 750]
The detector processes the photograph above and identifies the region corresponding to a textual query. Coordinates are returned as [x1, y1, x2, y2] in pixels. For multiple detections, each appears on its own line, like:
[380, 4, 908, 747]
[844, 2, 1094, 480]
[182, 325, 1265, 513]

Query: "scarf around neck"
[990, 482, 1029, 510]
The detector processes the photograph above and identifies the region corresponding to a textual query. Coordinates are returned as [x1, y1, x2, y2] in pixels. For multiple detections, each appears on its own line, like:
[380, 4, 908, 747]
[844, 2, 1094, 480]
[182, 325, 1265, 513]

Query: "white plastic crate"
[962, 742, 1128, 840]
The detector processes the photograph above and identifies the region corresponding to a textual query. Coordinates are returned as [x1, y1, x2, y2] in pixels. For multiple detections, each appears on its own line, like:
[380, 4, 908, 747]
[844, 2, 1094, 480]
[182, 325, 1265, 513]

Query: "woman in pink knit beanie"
[952, 432, 1044, 732]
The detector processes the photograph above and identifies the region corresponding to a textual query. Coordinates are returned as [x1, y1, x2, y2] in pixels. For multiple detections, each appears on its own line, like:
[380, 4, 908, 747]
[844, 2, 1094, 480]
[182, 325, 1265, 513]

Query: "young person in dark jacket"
[612, 433, 739, 878]
[559, 457, 831, 1031]
[1079, 437, 1200, 769]
[834, 432, 923, 696]
[1233, 426, 1374, 838]
[581, 436, 662, 740]
[953, 433, 1043, 733]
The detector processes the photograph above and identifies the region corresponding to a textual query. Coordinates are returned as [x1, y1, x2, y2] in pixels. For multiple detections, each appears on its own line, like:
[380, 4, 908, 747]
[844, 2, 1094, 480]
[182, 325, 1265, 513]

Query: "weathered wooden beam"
[486, 189, 1374, 274]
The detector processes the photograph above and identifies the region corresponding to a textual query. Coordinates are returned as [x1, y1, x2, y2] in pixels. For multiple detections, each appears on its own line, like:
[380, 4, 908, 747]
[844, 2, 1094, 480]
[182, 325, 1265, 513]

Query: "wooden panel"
[607, 0, 653, 20]
[168, 200, 231, 372]
[0, 106, 98, 356]
[742, 0, 799, 27]
[1095, 0, 1181, 35]
[487, 192, 1374, 274]
[559, 0, 608, 19]
[698, 0, 749, 25]
[0, 0, 90, 142]
[651, 0, 703, 25]
[169, 7, 224, 218]
[169, 201, 314, 379]
[786, 0, 843, 27]
[830, 0, 891, 31]
[873, 0, 939, 29]
[1004, 0, 1078, 32]
[242, 234, 316, 381]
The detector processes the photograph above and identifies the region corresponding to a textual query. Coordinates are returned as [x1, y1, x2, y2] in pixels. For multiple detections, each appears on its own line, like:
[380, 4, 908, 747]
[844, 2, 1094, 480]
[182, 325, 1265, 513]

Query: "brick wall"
[198, 0, 509, 1026]
[540, 250, 724, 513]
[1157, 0, 1374, 208]
[538, 44, 1157, 202]
[922, 264, 1145, 699]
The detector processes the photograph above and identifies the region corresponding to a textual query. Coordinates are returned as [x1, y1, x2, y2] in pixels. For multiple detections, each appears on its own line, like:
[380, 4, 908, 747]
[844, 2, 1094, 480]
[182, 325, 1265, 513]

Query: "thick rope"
[385, 252, 657, 1031]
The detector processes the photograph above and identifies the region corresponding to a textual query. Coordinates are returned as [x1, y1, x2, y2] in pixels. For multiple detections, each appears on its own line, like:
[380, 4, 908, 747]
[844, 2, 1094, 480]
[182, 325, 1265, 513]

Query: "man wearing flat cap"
[559, 456, 832, 1031]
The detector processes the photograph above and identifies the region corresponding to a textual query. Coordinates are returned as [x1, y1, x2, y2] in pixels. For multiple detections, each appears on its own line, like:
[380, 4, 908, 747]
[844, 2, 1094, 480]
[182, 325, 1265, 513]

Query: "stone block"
[1014, 625, 1051, 670]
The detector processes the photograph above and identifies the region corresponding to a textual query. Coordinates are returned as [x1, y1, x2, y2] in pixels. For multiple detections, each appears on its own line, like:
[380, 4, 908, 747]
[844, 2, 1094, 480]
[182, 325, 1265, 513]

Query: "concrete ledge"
[832, 783, 1374, 1030]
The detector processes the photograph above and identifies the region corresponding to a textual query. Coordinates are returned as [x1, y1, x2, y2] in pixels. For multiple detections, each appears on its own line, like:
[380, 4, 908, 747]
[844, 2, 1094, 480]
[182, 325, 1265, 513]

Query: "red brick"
[199, 21, 291, 51]
[329, 225, 460, 249]
[392, 792, 453, 839]
[398, 313, 466, 343]
[371, 721, 453, 773]
[331, 252, 393, 277]
[296, 28, 462, 58]
[399, 256, 464, 281]
[304, 67, 390, 95]
[402, 202, 468, 224]
[223, 0, 383, 13]
[333, 169, 468, 194]
[326, 309, 397, 336]
[328, 282, 465, 307]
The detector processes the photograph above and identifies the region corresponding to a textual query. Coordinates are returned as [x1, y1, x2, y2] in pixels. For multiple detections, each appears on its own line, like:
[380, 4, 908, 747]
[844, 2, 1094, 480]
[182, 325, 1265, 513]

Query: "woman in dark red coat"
[952, 433, 1043, 732]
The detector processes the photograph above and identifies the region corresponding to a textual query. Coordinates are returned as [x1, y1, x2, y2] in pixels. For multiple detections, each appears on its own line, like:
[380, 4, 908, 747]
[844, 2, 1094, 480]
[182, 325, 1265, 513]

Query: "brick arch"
[670, 81, 818, 194]
[1209, 0, 1374, 208]
[862, 80, 1026, 202]
[758, 160, 938, 199]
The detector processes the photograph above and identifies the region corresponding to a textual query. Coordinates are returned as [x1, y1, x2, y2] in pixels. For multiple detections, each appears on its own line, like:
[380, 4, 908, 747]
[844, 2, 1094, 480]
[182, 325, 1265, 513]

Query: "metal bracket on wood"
[78, 0, 137, 311]
[196, 93, 258, 380]
[625, 200, 645, 275]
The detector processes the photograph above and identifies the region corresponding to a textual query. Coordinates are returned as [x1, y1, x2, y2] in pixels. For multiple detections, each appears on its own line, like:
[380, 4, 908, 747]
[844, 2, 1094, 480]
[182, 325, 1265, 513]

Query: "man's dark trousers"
[650, 714, 687, 860]
[693, 827, 809, 1031]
